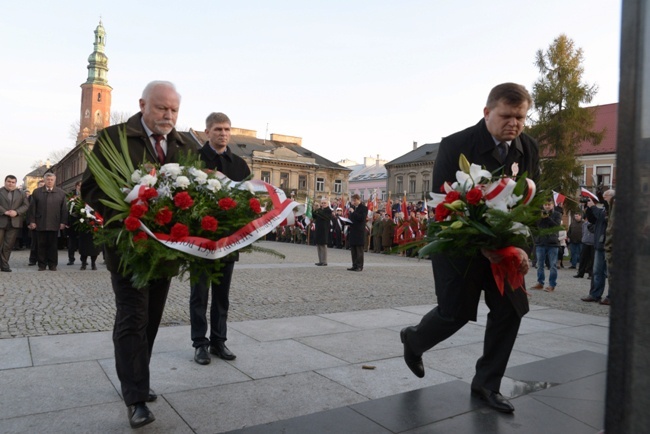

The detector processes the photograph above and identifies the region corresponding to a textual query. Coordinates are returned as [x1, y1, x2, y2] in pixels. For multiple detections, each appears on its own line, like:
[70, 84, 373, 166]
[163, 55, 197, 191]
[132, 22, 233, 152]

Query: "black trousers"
[577, 244, 594, 276]
[351, 245, 364, 269]
[406, 257, 522, 392]
[111, 273, 170, 406]
[36, 230, 59, 269]
[189, 261, 235, 348]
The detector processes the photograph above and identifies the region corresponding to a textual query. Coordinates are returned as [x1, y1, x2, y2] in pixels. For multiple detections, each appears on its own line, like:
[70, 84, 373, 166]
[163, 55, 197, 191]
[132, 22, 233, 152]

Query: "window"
[316, 177, 324, 192]
[381, 190, 386, 201]
[422, 179, 430, 193]
[261, 171, 271, 183]
[409, 177, 416, 194]
[298, 175, 307, 190]
[280, 172, 289, 188]
[97, 92, 102, 102]
[595, 166, 612, 187]
[396, 176, 403, 194]
[334, 180, 342, 194]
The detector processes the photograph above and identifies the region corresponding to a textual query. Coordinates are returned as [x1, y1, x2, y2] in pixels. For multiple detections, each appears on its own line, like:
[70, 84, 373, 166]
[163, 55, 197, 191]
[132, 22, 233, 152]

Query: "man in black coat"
[313, 199, 332, 265]
[347, 194, 368, 271]
[400, 83, 540, 413]
[82, 81, 194, 429]
[190, 112, 251, 366]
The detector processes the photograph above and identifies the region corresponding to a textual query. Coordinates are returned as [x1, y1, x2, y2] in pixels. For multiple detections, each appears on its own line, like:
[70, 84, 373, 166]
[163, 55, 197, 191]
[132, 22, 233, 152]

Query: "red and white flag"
[552, 191, 566, 206]
[580, 187, 599, 202]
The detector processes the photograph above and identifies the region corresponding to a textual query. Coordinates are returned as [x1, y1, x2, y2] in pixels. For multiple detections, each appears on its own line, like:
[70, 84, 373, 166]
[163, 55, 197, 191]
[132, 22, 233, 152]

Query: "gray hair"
[44, 173, 56, 180]
[141, 81, 180, 101]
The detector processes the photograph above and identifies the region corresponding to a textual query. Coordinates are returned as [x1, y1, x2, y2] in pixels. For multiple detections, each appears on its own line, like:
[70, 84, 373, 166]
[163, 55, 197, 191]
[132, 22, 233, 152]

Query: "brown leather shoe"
[599, 298, 611, 305]
[543, 286, 555, 292]
[531, 283, 544, 290]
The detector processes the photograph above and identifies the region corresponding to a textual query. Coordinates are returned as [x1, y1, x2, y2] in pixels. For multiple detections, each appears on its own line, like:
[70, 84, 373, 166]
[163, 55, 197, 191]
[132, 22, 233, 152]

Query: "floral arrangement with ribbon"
[419, 154, 554, 295]
[68, 196, 104, 233]
[84, 127, 298, 288]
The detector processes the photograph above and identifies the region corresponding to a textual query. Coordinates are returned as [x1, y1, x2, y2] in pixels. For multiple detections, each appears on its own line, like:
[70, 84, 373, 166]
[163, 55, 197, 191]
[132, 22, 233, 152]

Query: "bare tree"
[110, 111, 132, 125]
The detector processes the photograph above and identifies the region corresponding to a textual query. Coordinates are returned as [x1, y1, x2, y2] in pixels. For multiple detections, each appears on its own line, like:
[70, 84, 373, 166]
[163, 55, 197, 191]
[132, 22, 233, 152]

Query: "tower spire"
[86, 20, 109, 85]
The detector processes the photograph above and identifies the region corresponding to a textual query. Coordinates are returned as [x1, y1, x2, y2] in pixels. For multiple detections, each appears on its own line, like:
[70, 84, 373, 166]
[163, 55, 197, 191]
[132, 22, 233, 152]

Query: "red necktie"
[152, 134, 165, 164]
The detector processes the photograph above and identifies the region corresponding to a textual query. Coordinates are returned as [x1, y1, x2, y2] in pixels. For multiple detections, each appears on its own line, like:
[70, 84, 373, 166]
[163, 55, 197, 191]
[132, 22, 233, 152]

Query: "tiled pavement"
[0, 302, 608, 433]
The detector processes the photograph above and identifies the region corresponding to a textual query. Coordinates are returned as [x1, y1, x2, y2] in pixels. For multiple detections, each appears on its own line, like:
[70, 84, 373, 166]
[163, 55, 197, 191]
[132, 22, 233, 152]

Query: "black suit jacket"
[431, 118, 540, 320]
[348, 203, 368, 246]
[81, 113, 194, 274]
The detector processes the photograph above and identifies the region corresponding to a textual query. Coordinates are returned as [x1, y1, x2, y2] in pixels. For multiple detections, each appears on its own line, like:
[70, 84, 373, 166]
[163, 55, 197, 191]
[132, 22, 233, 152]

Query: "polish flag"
[552, 191, 566, 206]
[580, 188, 599, 202]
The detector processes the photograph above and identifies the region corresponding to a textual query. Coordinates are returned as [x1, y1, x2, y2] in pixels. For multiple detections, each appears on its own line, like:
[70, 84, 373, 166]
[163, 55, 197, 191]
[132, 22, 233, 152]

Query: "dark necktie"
[497, 142, 508, 163]
[152, 134, 165, 164]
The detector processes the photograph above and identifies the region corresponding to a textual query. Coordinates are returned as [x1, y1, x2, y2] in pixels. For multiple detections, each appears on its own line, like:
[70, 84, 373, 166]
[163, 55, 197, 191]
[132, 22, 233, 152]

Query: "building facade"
[385, 142, 439, 203]
[340, 156, 388, 201]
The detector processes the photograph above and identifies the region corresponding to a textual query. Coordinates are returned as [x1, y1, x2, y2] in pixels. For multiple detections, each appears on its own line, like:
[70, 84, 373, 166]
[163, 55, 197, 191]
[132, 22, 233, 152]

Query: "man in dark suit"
[0, 175, 29, 271]
[313, 199, 332, 266]
[27, 172, 68, 271]
[190, 112, 251, 366]
[82, 81, 194, 429]
[400, 83, 540, 413]
[347, 194, 368, 271]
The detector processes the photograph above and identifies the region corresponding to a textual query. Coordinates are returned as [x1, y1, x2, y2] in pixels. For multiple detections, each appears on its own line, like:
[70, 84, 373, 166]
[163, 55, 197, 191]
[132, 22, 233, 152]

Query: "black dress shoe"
[573, 274, 583, 278]
[194, 345, 211, 365]
[91, 263, 97, 270]
[67, 260, 74, 265]
[28, 262, 37, 266]
[347, 267, 358, 271]
[471, 387, 515, 413]
[1, 267, 11, 272]
[355, 267, 362, 272]
[80, 264, 87, 270]
[210, 342, 236, 360]
[146, 389, 157, 402]
[400, 327, 425, 378]
[128, 402, 155, 428]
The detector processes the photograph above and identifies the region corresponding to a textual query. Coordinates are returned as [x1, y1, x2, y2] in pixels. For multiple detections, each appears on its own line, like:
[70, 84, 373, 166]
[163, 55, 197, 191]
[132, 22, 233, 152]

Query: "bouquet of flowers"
[419, 154, 553, 294]
[84, 128, 298, 288]
[67, 196, 104, 233]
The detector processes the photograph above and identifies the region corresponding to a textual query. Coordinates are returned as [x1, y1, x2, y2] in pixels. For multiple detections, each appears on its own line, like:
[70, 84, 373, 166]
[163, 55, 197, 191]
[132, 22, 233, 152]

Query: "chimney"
[376, 154, 380, 166]
[413, 141, 418, 150]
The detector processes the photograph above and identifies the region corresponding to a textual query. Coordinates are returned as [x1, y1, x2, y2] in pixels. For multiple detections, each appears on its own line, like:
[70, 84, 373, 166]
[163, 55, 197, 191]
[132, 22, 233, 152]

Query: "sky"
[0, 0, 622, 185]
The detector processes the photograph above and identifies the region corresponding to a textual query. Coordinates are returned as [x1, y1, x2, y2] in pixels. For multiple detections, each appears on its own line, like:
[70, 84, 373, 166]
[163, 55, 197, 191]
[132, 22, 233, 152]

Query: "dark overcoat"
[432, 118, 540, 321]
[27, 186, 68, 231]
[348, 203, 368, 246]
[312, 207, 332, 245]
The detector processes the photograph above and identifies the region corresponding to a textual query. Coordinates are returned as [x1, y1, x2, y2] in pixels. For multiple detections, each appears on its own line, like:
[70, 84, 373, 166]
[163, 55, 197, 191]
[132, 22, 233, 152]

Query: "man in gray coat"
[27, 172, 67, 271]
[0, 175, 29, 272]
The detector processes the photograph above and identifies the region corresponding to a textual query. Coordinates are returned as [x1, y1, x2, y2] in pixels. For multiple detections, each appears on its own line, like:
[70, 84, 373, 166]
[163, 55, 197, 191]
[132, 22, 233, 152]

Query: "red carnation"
[201, 216, 218, 232]
[124, 216, 141, 231]
[444, 191, 461, 203]
[138, 187, 158, 201]
[249, 198, 261, 213]
[466, 187, 483, 205]
[130, 203, 148, 219]
[155, 207, 173, 225]
[169, 223, 189, 241]
[218, 197, 237, 211]
[434, 203, 451, 222]
[133, 231, 148, 242]
[174, 191, 194, 210]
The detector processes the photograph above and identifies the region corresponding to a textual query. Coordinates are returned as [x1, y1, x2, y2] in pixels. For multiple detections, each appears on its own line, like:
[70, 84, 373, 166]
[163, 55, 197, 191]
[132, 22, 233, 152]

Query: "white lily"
[455, 164, 492, 192]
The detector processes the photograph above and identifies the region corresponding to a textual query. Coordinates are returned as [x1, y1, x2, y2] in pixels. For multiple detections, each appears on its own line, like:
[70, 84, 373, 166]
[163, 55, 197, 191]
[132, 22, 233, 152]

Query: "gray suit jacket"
[0, 187, 29, 229]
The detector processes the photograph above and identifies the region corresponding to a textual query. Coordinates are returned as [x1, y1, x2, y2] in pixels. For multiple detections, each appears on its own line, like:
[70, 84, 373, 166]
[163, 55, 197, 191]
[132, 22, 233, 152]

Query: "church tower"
[77, 20, 112, 143]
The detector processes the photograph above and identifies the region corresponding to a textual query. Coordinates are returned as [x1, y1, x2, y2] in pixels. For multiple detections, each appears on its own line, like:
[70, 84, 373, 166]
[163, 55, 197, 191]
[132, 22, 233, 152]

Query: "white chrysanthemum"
[189, 168, 208, 184]
[174, 176, 191, 189]
[139, 174, 158, 187]
[131, 170, 143, 183]
[510, 222, 530, 236]
[241, 181, 256, 194]
[206, 179, 222, 192]
[157, 185, 172, 199]
[455, 164, 492, 192]
[160, 163, 182, 178]
[79, 218, 85, 223]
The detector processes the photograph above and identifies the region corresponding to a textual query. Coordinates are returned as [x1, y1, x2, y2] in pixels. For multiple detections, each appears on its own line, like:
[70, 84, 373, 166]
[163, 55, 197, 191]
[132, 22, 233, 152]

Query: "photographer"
[531, 199, 562, 292]
[580, 190, 614, 304]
